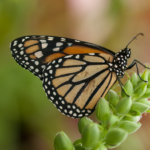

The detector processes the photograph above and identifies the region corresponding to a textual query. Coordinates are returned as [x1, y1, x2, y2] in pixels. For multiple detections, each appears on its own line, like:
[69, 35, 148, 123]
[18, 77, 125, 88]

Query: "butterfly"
[10, 33, 149, 118]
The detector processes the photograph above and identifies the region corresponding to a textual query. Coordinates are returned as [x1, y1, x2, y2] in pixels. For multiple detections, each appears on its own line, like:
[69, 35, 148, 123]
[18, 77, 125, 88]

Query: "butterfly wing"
[42, 53, 117, 118]
[10, 35, 115, 80]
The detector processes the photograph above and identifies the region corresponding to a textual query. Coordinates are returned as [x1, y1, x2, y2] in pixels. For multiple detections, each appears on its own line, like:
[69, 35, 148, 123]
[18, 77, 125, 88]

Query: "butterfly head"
[114, 49, 128, 71]
[123, 47, 131, 58]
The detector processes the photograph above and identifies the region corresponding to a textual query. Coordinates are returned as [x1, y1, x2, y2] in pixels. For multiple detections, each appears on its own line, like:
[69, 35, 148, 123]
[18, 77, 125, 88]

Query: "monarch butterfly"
[10, 33, 149, 118]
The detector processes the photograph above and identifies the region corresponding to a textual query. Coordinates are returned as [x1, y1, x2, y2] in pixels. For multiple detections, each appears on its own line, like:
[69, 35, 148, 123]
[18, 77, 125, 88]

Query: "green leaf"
[74, 143, 84, 150]
[121, 80, 133, 97]
[136, 98, 150, 107]
[82, 123, 101, 149]
[105, 128, 128, 147]
[107, 90, 120, 107]
[54, 131, 75, 150]
[128, 109, 141, 116]
[123, 115, 141, 122]
[96, 98, 111, 124]
[131, 102, 150, 114]
[73, 139, 82, 146]
[130, 73, 139, 88]
[116, 97, 132, 116]
[92, 142, 107, 150]
[78, 117, 93, 134]
[132, 82, 147, 101]
[119, 121, 141, 134]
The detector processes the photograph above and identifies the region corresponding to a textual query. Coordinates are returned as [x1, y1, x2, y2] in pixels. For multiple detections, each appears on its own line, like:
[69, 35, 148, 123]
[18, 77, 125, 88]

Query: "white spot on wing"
[58, 59, 62, 63]
[20, 51, 24, 55]
[73, 113, 77, 117]
[78, 114, 83, 117]
[42, 43, 48, 49]
[48, 37, 54, 41]
[30, 66, 34, 69]
[75, 55, 80, 59]
[59, 106, 63, 109]
[40, 40, 46, 43]
[35, 51, 43, 58]
[13, 43, 17, 46]
[55, 64, 59, 68]
[75, 40, 80, 42]
[68, 43, 72, 46]
[47, 65, 52, 70]
[88, 53, 95, 55]
[35, 69, 39, 72]
[53, 47, 60, 51]
[56, 42, 63, 46]
[64, 55, 73, 58]
[49, 70, 53, 74]
[35, 61, 39, 65]
[69, 110, 73, 114]
[61, 38, 66, 41]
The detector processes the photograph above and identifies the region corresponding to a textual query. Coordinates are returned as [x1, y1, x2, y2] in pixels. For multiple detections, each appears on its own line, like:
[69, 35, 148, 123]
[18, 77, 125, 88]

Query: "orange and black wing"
[42, 53, 117, 118]
[10, 35, 115, 80]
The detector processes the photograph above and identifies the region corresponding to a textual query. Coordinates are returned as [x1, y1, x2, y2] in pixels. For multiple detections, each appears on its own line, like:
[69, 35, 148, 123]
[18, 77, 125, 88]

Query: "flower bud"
[136, 98, 150, 107]
[105, 128, 128, 147]
[128, 109, 141, 116]
[130, 73, 139, 88]
[116, 97, 132, 116]
[132, 82, 147, 101]
[78, 117, 93, 134]
[109, 114, 120, 129]
[141, 88, 150, 99]
[107, 90, 120, 107]
[74, 143, 84, 150]
[73, 139, 82, 146]
[121, 80, 133, 98]
[92, 142, 107, 150]
[131, 102, 149, 114]
[96, 98, 111, 124]
[123, 115, 141, 122]
[54, 131, 75, 150]
[82, 123, 100, 149]
[140, 70, 149, 82]
[118, 121, 141, 134]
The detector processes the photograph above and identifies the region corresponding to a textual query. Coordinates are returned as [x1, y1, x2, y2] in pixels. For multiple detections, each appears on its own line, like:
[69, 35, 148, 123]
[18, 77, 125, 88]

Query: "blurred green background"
[1, 0, 150, 150]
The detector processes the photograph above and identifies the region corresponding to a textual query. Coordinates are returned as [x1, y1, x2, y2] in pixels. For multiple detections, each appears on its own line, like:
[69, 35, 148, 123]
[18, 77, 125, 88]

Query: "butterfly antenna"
[126, 33, 144, 48]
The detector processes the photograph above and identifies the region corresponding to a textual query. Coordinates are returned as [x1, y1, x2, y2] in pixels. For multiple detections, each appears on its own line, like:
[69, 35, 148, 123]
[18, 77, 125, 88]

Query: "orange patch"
[57, 84, 72, 97]
[52, 74, 74, 88]
[26, 45, 39, 53]
[63, 45, 108, 55]
[65, 83, 85, 103]
[55, 67, 81, 77]
[63, 59, 85, 66]
[99, 53, 114, 62]
[85, 72, 116, 109]
[24, 40, 39, 47]
[44, 53, 65, 63]
[75, 70, 110, 109]
[29, 54, 37, 59]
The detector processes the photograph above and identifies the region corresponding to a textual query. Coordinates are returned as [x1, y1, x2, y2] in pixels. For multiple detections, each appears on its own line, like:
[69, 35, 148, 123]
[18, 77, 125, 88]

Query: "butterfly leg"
[117, 76, 129, 97]
[126, 59, 150, 82]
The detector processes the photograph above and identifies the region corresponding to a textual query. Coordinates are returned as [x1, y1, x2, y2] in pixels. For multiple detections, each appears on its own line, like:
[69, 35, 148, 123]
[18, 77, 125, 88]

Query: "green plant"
[54, 69, 150, 150]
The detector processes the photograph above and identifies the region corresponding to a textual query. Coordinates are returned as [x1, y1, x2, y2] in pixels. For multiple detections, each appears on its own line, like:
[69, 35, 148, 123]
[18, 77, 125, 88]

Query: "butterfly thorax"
[109, 48, 131, 76]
